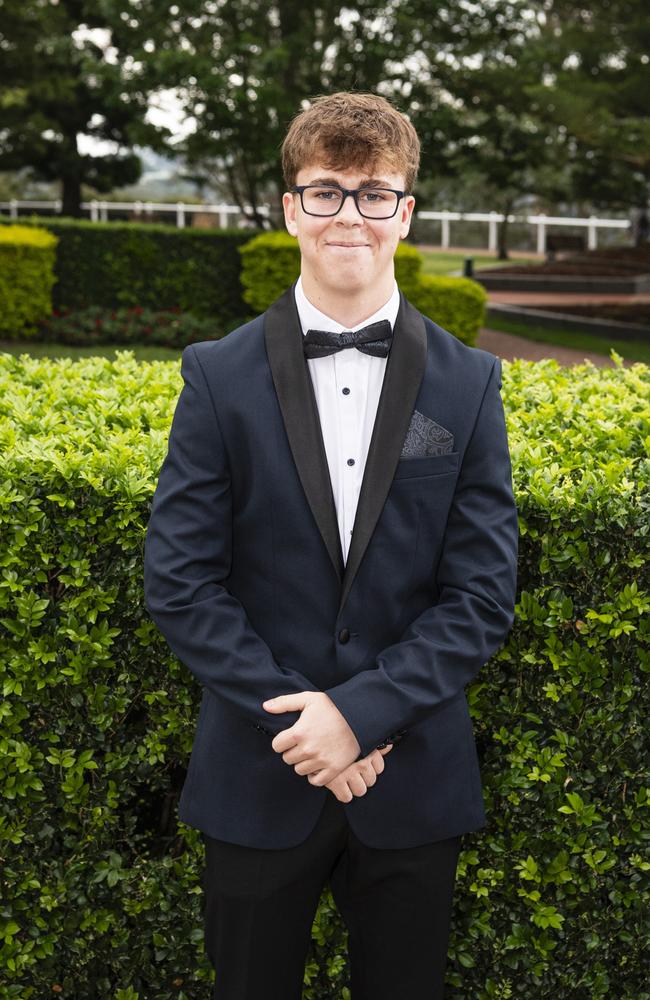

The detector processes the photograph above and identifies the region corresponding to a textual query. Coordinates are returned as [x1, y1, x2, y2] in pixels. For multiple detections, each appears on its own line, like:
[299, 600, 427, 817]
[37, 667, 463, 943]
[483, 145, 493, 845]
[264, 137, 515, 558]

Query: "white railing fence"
[0, 199, 631, 253]
[0, 199, 269, 230]
[416, 211, 630, 252]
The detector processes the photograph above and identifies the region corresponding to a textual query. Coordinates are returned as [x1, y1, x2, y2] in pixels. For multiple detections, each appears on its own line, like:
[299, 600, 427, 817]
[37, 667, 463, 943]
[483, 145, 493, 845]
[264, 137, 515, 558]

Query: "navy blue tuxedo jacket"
[143, 282, 519, 849]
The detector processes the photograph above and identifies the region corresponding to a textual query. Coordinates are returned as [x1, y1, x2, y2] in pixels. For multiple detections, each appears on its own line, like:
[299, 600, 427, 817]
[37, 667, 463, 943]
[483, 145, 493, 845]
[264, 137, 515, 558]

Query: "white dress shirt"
[294, 275, 401, 565]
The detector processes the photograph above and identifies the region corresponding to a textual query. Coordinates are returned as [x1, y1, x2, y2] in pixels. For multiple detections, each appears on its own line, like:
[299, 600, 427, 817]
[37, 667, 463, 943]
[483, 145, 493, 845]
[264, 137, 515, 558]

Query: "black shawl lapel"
[338, 292, 426, 615]
[265, 283, 345, 584]
[264, 282, 428, 615]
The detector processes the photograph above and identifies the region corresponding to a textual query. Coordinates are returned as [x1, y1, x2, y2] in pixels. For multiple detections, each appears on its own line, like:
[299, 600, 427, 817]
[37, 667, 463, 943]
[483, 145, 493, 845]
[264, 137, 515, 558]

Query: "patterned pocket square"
[401, 410, 454, 458]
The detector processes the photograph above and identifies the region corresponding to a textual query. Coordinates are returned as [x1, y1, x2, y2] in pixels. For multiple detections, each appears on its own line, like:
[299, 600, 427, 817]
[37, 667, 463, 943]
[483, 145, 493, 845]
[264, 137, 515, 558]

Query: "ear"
[399, 194, 416, 240]
[283, 191, 299, 237]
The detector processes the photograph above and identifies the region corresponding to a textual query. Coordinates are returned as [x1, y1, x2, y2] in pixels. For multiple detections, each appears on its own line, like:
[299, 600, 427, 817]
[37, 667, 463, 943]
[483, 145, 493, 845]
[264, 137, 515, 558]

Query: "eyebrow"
[306, 176, 394, 189]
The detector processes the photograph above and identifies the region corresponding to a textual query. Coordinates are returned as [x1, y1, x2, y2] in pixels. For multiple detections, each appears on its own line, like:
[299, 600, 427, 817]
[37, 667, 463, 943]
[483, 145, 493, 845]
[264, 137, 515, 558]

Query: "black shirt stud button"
[338, 627, 350, 644]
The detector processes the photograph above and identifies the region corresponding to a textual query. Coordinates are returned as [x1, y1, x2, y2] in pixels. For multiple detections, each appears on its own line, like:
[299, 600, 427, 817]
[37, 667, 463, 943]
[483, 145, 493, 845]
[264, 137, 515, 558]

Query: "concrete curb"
[478, 273, 650, 294]
[486, 303, 650, 342]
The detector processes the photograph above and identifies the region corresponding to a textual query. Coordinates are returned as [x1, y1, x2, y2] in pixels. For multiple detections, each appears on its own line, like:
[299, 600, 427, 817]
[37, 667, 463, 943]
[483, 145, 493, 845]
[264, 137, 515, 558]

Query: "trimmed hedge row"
[0, 225, 58, 336]
[239, 231, 486, 346]
[1, 218, 484, 349]
[0, 349, 648, 999]
[0, 216, 253, 327]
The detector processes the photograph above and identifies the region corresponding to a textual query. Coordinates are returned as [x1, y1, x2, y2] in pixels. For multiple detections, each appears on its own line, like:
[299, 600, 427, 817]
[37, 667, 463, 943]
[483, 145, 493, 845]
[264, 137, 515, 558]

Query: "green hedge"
[0, 215, 255, 326]
[0, 225, 58, 336]
[0, 349, 648, 999]
[408, 273, 489, 347]
[0, 218, 483, 346]
[239, 231, 485, 345]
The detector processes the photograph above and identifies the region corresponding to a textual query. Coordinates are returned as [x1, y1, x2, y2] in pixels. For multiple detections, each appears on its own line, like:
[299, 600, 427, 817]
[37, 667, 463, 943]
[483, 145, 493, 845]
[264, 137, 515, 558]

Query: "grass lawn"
[485, 315, 650, 364]
[0, 340, 181, 362]
[418, 249, 539, 276]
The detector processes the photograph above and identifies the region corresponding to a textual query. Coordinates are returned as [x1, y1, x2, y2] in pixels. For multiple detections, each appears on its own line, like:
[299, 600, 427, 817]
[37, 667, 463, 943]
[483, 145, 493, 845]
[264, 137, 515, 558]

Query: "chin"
[324, 259, 372, 282]
[328, 275, 367, 295]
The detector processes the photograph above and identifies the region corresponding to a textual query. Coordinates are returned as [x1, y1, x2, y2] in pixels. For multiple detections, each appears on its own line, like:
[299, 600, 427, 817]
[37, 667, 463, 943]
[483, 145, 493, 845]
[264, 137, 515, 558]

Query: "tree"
[526, 0, 650, 216]
[406, 1, 571, 258]
[131, 0, 467, 227]
[0, 0, 171, 216]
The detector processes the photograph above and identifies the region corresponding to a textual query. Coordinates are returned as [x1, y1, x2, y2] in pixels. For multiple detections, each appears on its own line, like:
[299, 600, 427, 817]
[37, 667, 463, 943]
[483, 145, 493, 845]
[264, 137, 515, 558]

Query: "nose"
[336, 192, 364, 222]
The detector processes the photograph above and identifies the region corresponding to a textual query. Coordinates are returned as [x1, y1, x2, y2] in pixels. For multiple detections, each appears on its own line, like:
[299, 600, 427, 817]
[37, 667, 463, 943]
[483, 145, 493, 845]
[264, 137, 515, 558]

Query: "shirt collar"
[294, 274, 400, 337]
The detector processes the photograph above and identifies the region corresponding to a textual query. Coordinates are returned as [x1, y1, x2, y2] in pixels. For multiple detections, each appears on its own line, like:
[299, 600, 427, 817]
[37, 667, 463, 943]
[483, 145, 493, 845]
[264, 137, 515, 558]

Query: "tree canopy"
[0, 0, 171, 215]
[1, 0, 647, 233]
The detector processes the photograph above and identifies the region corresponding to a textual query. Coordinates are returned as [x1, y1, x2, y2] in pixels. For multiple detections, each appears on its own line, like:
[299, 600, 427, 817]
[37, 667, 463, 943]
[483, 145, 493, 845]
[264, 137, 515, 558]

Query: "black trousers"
[200, 792, 462, 1000]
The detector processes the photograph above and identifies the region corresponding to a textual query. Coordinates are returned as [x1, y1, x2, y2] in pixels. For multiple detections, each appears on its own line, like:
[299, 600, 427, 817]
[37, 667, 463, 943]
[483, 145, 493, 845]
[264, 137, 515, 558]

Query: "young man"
[143, 91, 519, 999]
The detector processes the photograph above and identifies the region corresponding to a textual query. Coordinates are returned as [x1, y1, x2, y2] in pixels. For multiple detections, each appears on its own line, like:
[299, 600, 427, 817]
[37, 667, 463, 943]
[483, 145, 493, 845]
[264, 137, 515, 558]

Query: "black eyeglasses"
[290, 184, 406, 219]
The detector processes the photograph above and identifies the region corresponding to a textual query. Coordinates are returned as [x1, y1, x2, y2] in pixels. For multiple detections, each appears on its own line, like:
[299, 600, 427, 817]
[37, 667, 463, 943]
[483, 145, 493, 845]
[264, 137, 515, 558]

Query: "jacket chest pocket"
[388, 451, 460, 537]
[385, 451, 460, 531]
[392, 451, 460, 482]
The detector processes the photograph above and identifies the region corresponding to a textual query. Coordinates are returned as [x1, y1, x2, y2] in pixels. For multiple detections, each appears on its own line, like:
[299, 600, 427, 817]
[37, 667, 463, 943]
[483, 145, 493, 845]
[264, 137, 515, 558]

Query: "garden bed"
[539, 302, 650, 326]
[479, 245, 650, 277]
[476, 245, 650, 292]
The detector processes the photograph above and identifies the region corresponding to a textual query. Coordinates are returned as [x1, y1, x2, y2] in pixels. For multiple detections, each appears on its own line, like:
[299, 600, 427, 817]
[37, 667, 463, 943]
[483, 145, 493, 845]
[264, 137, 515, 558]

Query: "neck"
[299, 268, 395, 327]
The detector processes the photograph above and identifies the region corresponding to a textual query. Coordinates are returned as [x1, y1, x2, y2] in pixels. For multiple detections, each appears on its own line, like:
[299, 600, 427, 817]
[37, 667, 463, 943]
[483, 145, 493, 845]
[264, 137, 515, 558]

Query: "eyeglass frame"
[289, 183, 407, 220]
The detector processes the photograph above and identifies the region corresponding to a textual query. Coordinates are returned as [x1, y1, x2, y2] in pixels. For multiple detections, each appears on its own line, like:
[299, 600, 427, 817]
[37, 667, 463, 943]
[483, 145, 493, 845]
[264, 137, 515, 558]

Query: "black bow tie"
[303, 320, 393, 359]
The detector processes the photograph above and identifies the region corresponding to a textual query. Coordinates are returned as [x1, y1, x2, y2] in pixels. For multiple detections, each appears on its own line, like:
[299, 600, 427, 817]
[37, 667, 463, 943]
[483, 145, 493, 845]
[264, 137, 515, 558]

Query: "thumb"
[262, 693, 306, 713]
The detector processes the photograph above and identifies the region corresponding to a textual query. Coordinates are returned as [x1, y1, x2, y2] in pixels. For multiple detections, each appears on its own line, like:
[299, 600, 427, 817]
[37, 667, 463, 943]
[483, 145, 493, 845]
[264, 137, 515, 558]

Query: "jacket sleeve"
[143, 344, 320, 738]
[324, 356, 519, 758]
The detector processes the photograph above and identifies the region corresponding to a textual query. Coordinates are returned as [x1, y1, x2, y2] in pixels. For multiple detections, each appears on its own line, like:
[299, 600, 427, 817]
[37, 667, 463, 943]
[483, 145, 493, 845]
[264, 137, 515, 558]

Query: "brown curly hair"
[281, 92, 421, 193]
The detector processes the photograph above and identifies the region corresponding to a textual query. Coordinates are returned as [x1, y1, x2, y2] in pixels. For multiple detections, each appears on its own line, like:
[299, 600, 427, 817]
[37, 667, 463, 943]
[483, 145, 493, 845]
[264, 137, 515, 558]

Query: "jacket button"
[338, 627, 350, 644]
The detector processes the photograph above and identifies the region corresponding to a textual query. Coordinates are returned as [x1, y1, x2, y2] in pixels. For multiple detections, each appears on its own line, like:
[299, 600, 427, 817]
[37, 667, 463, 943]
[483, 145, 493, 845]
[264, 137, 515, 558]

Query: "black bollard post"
[463, 257, 474, 278]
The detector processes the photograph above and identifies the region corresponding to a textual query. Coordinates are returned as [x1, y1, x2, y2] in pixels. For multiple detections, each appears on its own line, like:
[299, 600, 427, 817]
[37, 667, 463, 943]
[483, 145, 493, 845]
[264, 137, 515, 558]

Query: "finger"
[359, 764, 377, 787]
[271, 731, 298, 753]
[308, 767, 335, 786]
[281, 747, 309, 766]
[263, 694, 304, 713]
[293, 759, 319, 775]
[347, 774, 368, 797]
[369, 752, 384, 774]
[323, 776, 349, 802]
[374, 744, 393, 767]
[330, 783, 353, 803]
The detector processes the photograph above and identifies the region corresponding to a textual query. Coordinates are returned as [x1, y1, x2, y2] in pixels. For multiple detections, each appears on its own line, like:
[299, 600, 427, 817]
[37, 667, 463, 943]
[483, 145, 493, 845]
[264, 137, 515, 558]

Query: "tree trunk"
[497, 197, 514, 260]
[61, 172, 82, 218]
[634, 206, 649, 246]
[60, 132, 82, 217]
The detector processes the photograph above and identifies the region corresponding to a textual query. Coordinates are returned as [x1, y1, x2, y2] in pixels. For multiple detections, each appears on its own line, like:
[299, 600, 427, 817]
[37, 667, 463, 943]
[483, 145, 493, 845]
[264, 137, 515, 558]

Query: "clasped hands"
[263, 690, 392, 804]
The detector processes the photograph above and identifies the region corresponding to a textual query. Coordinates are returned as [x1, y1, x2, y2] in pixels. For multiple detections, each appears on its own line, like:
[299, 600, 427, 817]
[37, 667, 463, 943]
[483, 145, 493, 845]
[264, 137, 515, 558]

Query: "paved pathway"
[477, 327, 638, 368]
[417, 244, 644, 366]
[487, 290, 650, 306]
[482, 288, 644, 367]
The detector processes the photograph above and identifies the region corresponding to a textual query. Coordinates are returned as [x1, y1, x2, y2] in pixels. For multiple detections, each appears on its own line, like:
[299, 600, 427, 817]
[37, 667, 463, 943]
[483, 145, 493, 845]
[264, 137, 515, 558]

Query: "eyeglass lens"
[302, 186, 399, 218]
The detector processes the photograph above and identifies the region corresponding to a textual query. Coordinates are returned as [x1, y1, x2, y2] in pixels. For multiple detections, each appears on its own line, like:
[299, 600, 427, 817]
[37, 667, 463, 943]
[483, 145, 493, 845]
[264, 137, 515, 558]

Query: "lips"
[326, 242, 369, 248]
